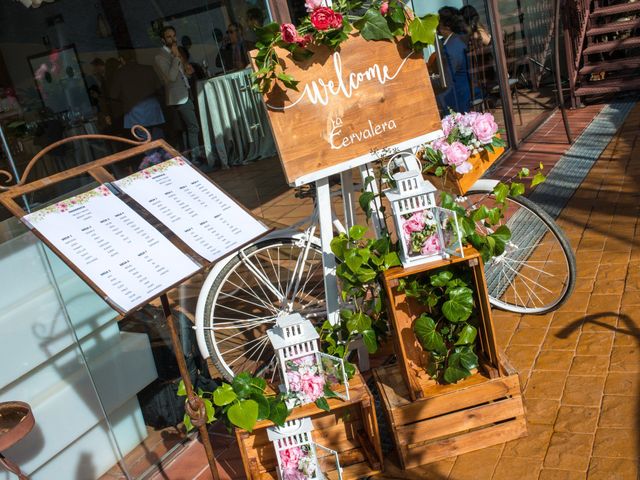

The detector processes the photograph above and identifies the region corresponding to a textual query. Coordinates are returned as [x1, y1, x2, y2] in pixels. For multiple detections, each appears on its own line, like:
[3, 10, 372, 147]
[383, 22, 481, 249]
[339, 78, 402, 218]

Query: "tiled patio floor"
[151, 101, 640, 480]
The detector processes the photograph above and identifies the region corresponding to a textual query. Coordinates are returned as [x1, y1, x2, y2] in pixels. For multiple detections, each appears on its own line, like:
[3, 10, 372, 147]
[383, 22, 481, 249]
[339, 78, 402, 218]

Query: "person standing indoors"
[435, 7, 472, 114]
[155, 25, 201, 159]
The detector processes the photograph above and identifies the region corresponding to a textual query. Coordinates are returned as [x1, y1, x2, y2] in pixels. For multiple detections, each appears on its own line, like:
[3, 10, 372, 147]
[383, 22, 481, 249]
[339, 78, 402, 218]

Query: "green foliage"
[324, 226, 400, 368]
[177, 372, 289, 433]
[401, 266, 480, 384]
[407, 14, 439, 47]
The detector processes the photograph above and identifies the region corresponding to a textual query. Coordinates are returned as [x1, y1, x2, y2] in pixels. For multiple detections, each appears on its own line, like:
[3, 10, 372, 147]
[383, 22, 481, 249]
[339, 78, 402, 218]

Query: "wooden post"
[161, 294, 221, 480]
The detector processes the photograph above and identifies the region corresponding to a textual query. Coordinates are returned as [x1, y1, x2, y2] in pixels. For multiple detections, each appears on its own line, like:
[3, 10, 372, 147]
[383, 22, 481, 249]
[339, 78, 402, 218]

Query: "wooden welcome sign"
[257, 33, 443, 186]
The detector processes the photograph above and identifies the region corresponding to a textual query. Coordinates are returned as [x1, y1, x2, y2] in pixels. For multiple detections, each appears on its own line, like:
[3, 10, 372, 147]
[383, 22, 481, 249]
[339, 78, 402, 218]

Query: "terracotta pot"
[424, 145, 505, 196]
[0, 401, 35, 451]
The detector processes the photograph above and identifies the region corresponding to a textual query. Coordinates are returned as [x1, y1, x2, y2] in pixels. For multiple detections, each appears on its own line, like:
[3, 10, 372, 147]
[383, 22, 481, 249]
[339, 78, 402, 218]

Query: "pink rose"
[293, 354, 315, 366]
[458, 111, 479, 136]
[295, 33, 313, 47]
[380, 1, 389, 15]
[430, 137, 448, 153]
[403, 212, 426, 237]
[310, 7, 342, 30]
[280, 23, 299, 44]
[287, 371, 302, 392]
[472, 112, 499, 144]
[421, 235, 441, 255]
[300, 372, 325, 401]
[441, 112, 461, 136]
[280, 446, 304, 470]
[282, 467, 306, 480]
[455, 161, 473, 174]
[441, 141, 470, 167]
[305, 0, 323, 12]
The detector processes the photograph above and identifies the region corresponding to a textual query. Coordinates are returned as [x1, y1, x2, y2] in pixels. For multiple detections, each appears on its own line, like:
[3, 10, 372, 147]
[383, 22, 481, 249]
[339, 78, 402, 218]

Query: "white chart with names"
[22, 185, 200, 312]
[114, 157, 268, 262]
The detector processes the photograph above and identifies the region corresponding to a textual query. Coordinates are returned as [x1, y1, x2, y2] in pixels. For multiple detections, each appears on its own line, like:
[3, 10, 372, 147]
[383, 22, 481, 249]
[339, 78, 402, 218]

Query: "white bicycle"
[195, 177, 576, 381]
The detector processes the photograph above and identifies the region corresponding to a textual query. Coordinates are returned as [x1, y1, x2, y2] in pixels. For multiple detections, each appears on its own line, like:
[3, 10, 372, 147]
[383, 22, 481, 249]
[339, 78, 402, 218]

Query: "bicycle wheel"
[464, 189, 576, 314]
[200, 237, 326, 381]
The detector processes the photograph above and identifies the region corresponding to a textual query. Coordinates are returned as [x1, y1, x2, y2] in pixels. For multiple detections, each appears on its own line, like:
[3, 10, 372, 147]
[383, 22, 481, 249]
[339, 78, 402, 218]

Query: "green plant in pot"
[177, 372, 289, 433]
[398, 266, 480, 384]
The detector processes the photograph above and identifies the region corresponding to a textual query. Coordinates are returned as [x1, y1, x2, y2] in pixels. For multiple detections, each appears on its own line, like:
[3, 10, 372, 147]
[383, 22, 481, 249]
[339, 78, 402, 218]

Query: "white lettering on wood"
[267, 50, 413, 111]
[329, 116, 397, 150]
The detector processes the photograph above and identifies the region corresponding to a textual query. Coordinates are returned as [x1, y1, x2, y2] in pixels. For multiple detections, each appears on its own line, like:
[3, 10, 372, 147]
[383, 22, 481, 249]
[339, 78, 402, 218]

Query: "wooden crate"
[381, 247, 505, 401]
[374, 363, 527, 469]
[235, 372, 384, 480]
[422, 145, 505, 196]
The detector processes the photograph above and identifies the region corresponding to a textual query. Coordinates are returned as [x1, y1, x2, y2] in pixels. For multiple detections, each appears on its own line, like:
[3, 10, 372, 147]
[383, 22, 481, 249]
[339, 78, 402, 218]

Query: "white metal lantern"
[268, 417, 342, 480]
[267, 313, 349, 408]
[383, 152, 464, 267]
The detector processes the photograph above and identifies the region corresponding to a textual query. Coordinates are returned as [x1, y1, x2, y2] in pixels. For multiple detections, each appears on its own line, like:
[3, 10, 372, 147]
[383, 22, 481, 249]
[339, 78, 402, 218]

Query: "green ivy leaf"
[347, 312, 372, 333]
[355, 9, 394, 41]
[227, 399, 259, 432]
[356, 267, 377, 283]
[267, 399, 289, 426]
[471, 205, 490, 222]
[413, 314, 447, 354]
[389, 2, 406, 25]
[276, 72, 299, 91]
[430, 270, 453, 287]
[531, 172, 546, 187]
[349, 225, 367, 240]
[455, 324, 477, 345]
[359, 191, 376, 219]
[510, 182, 525, 197]
[408, 14, 439, 46]
[442, 287, 474, 323]
[183, 412, 194, 432]
[443, 362, 470, 384]
[457, 346, 479, 370]
[213, 383, 238, 406]
[493, 182, 509, 204]
[518, 167, 530, 178]
[344, 361, 357, 378]
[330, 236, 348, 259]
[232, 373, 253, 399]
[203, 398, 216, 423]
[345, 249, 364, 273]
[251, 393, 270, 420]
[177, 380, 187, 397]
[361, 329, 378, 353]
[383, 251, 401, 268]
[492, 225, 511, 244]
[315, 397, 331, 412]
[323, 384, 340, 399]
[486, 207, 502, 225]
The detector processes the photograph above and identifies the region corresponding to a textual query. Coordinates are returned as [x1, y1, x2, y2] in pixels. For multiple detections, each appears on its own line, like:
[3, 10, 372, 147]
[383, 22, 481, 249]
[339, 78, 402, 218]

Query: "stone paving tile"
[492, 456, 543, 480]
[501, 424, 553, 458]
[561, 375, 607, 406]
[448, 445, 502, 479]
[603, 372, 640, 396]
[538, 470, 586, 480]
[591, 428, 637, 459]
[587, 457, 639, 480]
[553, 405, 599, 434]
[543, 432, 594, 471]
[523, 398, 559, 426]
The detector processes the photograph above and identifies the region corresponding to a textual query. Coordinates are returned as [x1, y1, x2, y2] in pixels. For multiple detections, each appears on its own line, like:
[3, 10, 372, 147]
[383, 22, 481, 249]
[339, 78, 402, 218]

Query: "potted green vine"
[177, 372, 289, 433]
[398, 267, 479, 383]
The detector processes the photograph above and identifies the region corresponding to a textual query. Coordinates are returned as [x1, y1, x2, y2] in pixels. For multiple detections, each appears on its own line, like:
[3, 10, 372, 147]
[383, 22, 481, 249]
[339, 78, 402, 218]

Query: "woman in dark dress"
[436, 7, 472, 114]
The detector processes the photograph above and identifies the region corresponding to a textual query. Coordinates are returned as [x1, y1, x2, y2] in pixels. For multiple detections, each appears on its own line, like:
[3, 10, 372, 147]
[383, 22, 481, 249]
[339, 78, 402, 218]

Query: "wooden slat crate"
[374, 363, 527, 469]
[235, 372, 384, 479]
[381, 247, 506, 402]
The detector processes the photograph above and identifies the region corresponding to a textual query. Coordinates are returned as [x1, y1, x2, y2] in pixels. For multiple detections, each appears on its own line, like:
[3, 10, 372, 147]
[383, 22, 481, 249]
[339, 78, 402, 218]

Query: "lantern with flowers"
[383, 152, 464, 267]
[267, 314, 349, 408]
[268, 417, 342, 480]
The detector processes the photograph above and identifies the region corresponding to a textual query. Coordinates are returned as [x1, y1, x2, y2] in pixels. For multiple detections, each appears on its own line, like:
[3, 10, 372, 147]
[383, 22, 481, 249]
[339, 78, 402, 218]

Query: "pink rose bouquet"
[279, 445, 316, 480]
[285, 354, 340, 408]
[402, 210, 441, 257]
[419, 111, 505, 178]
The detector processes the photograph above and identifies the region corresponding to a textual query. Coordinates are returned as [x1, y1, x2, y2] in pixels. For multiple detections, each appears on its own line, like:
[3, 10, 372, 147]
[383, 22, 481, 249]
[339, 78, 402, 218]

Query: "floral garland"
[252, 0, 438, 93]
[418, 111, 506, 177]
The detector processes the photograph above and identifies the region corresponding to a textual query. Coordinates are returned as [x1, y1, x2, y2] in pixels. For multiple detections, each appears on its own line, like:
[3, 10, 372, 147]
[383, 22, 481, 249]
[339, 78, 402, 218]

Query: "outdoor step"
[587, 18, 640, 36]
[590, 2, 640, 17]
[575, 75, 640, 96]
[582, 35, 640, 55]
[580, 57, 640, 74]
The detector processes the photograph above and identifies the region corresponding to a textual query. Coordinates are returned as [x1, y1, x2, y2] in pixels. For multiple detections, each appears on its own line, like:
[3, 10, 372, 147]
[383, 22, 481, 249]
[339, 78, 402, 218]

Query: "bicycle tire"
[201, 236, 325, 381]
[465, 188, 576, 314]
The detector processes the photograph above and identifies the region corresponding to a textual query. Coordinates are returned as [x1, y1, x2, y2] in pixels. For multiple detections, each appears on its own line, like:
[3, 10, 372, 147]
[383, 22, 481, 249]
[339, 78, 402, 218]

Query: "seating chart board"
[22, 185, 200, 313]
[113, 158, 268, 262]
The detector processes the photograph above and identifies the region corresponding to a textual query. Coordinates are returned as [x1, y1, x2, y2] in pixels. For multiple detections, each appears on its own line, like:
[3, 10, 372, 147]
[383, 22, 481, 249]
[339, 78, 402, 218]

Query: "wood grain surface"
[257, 33, 442, 185]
